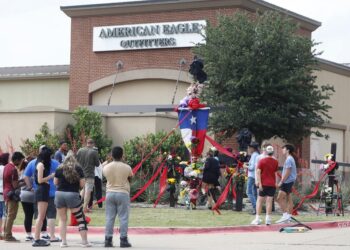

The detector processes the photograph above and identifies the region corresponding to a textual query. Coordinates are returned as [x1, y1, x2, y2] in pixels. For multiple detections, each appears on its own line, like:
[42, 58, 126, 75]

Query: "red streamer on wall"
[131, 160, 166, 201]
[132, 111, 191, 175]
[153, 167, 168, 208]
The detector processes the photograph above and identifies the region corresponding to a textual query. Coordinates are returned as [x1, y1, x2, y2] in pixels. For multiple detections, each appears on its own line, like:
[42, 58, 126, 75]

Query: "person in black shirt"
[54, 151, 91, 247]
[33, 147, 54, 247]
[202, 149, 221, 209]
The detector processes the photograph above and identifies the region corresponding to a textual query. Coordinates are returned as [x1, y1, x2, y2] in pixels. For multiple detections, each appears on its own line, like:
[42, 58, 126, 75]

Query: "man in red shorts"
[251, 146, 279, 225]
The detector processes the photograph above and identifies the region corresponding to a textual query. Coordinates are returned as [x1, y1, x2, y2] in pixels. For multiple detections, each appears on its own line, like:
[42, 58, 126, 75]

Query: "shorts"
[47, 197, 57, 219]
[35, 184, 50, 202]
[55, 191, 82, 209]
[280, 182, 294, 194]
[0, 201, 5, 218]
[85, 178, 95, 192]
[259, 186, 276, 197]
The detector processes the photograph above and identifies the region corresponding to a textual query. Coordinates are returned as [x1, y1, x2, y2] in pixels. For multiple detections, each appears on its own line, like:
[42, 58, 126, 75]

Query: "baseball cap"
[266, 145, 274, 154]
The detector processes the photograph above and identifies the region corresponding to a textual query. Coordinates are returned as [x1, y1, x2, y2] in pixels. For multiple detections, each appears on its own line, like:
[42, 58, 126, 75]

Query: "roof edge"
[61, 0, 321, 32]
[316, 57, 350, 77]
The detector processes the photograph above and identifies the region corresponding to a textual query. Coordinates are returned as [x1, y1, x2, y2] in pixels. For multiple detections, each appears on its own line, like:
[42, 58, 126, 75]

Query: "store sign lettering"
[93, 20, 206, 51]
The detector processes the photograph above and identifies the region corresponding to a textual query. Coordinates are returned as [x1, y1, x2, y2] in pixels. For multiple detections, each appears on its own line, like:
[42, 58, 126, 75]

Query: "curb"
[12, 220, 350, 235]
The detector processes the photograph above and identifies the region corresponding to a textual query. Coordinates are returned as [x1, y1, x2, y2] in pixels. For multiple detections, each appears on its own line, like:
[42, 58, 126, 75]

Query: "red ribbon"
[132, 111, 191, 175]
[292, 161, 337, 214]
[153, 167, 168, 207]
[212, 175, 233, 214]
[205, 135, 243, 166]
[131, 160, 166, 201]
[232, 183, 236, 200]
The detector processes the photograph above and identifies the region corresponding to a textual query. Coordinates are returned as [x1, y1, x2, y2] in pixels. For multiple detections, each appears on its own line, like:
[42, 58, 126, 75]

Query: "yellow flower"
[177, 156, 181, 161]
[228, 167, 235, 175]
[194, 169, 201, 174]
[167, 178, 176, 184]
[324, 153, 333, 161]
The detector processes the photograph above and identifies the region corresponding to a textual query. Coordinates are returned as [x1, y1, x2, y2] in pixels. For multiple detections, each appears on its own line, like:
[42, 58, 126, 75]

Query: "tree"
[65, 107, 112, 159]
[195, 11, 334, 143]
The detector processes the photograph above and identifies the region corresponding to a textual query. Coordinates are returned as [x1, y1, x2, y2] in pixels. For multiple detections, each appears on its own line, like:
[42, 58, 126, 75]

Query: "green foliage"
[195, 11, 334, 143]
[125, 131, 187, 203]
[65, 107, 112, 159]
[123, 131, 188, 170]
[20, 123, 60, 157]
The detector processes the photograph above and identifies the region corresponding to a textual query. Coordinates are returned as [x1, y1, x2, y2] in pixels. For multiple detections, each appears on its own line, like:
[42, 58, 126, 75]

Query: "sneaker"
[250, 218, 262, 225]
[26, 235, 35, 242]
[41, 234, 50, 240]
[4, 236, 20, 242]
[276, 214, 291, 224]
[265, 217, 272, 225]
[50, 237, 62, 242]
[60, 242, 68, 248]
[32, 239, 50, 247]
[81, 242, 92, 248]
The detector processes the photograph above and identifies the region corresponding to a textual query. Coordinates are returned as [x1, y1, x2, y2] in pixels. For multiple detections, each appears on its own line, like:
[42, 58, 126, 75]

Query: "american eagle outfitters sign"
[93, 20, 206, 52]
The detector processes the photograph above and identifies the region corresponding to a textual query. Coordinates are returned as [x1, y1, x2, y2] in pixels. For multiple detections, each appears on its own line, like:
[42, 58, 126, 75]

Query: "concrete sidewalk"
[2, 227, 350, 250]
[12, 219, 350, 235]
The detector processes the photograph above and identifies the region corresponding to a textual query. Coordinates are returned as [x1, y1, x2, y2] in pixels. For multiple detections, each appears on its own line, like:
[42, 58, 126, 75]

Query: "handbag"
[6, 189, 21, 202]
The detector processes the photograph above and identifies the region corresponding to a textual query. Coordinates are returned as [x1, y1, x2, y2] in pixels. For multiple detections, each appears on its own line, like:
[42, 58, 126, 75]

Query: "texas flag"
[178, 107, 210, 157]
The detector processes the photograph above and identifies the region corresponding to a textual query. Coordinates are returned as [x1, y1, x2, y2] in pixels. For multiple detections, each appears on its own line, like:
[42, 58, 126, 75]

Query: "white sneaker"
[250, 218, 262, 225]
[265, 217, 272, 225]
[276, 214, 291, 224]
[60, 242, 68, 248]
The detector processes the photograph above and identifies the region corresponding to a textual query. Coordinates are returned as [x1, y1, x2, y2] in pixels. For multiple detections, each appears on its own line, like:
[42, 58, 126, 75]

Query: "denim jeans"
[105, 192, 130, 238]
[246, 177, 257, 211]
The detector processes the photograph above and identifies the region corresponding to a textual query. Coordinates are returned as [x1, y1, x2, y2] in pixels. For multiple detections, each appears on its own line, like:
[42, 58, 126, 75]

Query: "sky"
[0, 0, 349, 67]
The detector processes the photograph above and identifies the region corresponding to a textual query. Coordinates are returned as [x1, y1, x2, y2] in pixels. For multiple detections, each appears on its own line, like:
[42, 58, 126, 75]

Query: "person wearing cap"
[246, 141, 260, 215]
[76, 139, 100, 213]
[251, 146, 279, 225]
[54, 141, 68, 164]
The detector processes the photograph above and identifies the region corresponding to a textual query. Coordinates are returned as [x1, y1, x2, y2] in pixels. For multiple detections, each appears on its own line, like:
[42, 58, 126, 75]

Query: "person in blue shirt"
[23, 146, 60, 242]
[54, 141, 68, 164]
[276, 144, 297, 223]
[246, 142, 260, 215]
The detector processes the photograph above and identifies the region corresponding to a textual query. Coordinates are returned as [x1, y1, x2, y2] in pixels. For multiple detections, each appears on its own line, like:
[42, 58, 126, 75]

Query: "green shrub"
[125, 130, 188, 203]
[65, 107, 112, 159]
[123, 131, 188, 170]
[20, 123, 60, 157]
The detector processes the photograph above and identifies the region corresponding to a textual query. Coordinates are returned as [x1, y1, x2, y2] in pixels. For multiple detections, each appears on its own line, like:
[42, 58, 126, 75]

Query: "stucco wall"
[0, 78, 69, 110]
[105, 113, 179, 146]
[312, 69, 350, 163]
[0, 109, 73, 151]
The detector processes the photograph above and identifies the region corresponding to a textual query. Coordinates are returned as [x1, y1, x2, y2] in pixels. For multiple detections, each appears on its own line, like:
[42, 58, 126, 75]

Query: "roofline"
[316, 57, 350, 77]
[0, 65, 70, 81]
[61, 0, 321, 32]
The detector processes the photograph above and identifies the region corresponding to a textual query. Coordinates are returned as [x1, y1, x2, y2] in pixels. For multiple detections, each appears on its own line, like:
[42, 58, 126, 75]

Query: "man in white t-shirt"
[103, 146, 133, 248]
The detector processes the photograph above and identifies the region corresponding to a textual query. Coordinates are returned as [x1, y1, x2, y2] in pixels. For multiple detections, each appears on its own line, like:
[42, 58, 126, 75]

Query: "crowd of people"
[247, 142, 297, 225]
[0, 137, 297, 247]
[202, 142, 297, 225]
[0, 139, 132, 248]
